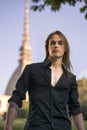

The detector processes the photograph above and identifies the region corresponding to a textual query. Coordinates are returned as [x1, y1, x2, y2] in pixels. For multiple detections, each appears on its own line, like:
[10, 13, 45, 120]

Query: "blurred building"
[5, 0, 32, 96]
[0, 94, 10, 116]
[0, 0, 32, 115]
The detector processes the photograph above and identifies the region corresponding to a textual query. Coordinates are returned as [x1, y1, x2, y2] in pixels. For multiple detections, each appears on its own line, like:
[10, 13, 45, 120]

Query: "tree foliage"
[31, 0, 87, 19]
[77, 77, 87, 103]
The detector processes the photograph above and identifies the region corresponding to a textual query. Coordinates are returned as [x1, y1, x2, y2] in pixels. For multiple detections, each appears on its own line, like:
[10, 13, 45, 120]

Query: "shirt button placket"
[50, 87, 55, 129]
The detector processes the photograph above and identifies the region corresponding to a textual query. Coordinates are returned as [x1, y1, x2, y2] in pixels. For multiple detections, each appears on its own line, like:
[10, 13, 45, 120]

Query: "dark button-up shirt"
[8, 60, 82, 130]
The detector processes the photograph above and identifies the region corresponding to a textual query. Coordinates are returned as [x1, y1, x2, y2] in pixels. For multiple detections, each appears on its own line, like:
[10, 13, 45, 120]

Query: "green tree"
[78, 77, 87, 103]
[31, 0, 87, 19]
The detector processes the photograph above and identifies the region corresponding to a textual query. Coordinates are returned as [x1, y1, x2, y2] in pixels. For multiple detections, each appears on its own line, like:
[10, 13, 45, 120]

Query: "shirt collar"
[43, 58, 67, 73]
[43, 59, 51, 67]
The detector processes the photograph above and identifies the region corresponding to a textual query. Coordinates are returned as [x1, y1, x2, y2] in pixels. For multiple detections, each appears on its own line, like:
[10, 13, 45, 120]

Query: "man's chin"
[49, 55, 62, 60]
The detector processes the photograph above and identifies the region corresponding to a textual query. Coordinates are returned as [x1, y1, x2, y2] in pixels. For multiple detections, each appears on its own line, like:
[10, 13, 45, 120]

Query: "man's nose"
[54, 42, 59, 47]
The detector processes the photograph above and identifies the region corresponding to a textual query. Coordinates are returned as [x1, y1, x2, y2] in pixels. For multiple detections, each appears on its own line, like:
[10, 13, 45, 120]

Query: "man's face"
[48, 34, 65, 59]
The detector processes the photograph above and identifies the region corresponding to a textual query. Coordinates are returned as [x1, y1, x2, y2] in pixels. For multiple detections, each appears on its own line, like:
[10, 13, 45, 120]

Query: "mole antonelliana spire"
[5, 0, 32, 95]
[19, 0, 32, 70]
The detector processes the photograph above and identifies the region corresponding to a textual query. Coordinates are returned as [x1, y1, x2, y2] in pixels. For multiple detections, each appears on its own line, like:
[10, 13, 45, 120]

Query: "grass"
[0, 118, 26, 130]
[0, 118, 87, 130]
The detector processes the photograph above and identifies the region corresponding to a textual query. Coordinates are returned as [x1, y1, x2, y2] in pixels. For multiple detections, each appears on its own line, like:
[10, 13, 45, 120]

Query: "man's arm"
[73, 113, 85, 130]
[4, 102, 18, 130]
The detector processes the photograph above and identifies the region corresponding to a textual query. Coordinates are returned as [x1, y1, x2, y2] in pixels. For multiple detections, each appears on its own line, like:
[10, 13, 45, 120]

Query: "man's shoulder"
[26, 61, 44, 69]
[66, 70, 76, 80]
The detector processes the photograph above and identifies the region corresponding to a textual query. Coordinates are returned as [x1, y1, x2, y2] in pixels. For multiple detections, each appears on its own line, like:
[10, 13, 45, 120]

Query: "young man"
[4, 31, 85, 130]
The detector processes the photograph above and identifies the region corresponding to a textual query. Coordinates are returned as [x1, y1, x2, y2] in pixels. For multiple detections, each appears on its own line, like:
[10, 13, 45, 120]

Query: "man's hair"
[45, 30, 72, 71]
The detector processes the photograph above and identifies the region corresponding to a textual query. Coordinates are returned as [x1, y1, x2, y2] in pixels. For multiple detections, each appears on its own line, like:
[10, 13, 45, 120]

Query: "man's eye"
[50, 41, 56, 45]
[58, 41, 63, 45]
[50, 40, 63, 45]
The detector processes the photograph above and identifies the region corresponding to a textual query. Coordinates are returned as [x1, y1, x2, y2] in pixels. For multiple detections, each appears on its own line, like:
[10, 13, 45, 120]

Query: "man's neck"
[49, 57, 62, 69]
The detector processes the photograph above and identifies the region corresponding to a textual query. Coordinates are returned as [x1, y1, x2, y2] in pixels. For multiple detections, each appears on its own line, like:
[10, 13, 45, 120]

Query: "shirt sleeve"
[8, 65, 30, 108]
[68, 75, 82, 116]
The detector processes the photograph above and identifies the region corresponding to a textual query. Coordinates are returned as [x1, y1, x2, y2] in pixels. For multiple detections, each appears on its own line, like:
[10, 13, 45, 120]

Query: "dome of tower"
[5, 0, 32, 96]
[5, 65, 22, 95]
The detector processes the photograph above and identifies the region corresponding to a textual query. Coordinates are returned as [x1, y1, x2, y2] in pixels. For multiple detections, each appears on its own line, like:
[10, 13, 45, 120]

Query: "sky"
[0, 0, 87, 94]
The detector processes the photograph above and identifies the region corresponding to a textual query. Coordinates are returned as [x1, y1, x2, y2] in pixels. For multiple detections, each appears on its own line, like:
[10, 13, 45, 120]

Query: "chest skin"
[50, 66, 63, 87]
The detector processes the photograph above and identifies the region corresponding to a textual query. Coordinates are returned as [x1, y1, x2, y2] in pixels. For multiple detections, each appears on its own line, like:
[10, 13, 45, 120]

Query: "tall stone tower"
[5, 0, 32, 95]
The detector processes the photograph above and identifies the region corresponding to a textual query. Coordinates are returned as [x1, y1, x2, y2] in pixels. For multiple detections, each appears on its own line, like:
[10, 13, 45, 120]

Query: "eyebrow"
[50, 40, 63, 44]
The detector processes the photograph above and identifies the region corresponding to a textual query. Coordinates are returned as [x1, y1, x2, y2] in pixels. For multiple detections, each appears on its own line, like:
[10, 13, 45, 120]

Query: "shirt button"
[52, 122, 54, 127]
